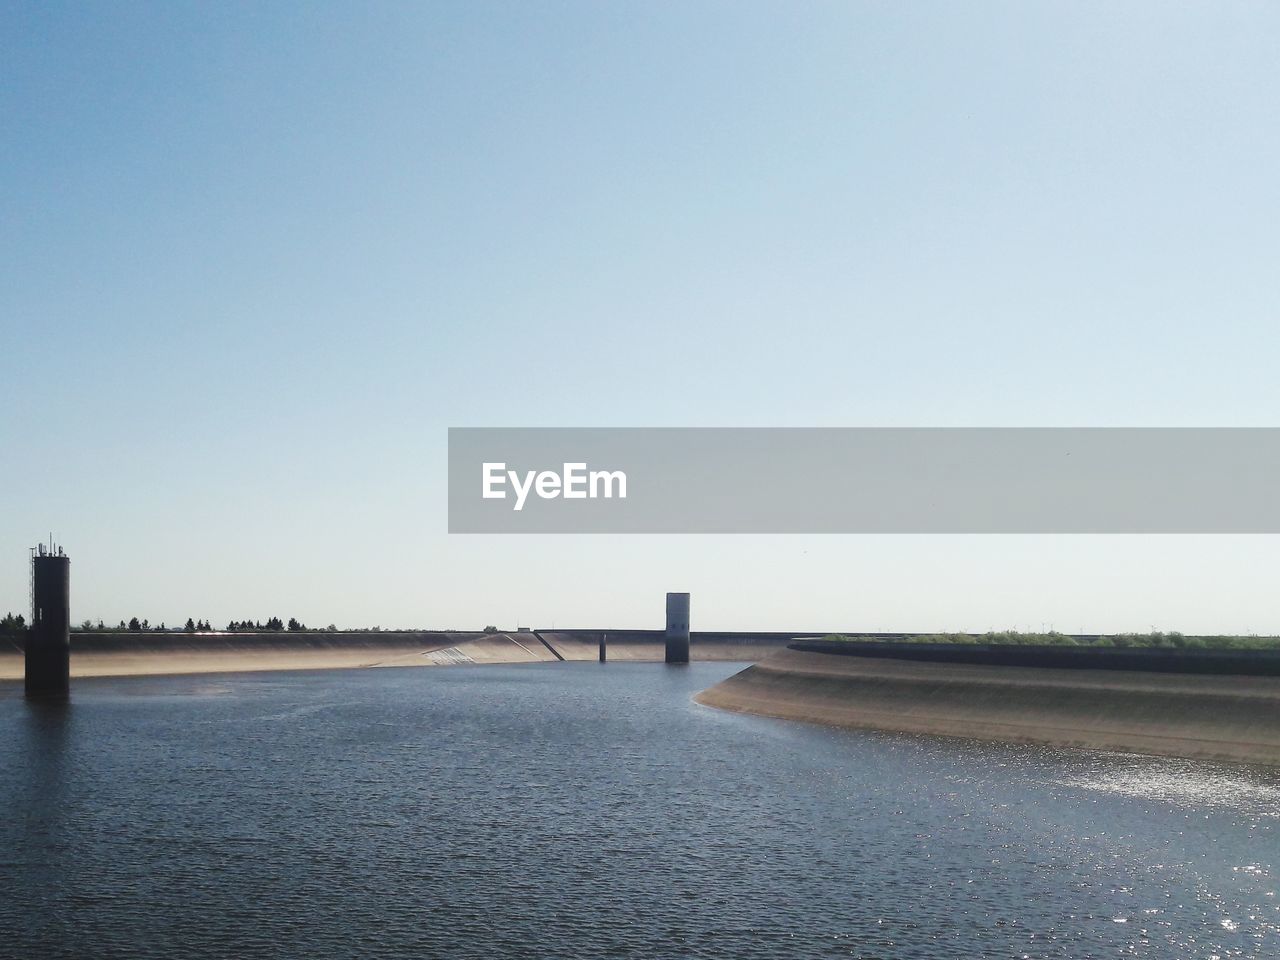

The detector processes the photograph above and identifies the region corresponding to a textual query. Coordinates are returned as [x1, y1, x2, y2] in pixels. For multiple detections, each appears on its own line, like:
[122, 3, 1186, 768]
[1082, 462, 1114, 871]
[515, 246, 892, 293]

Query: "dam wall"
[694, 643, 1280, 766]
[790, 639, 1280, 674]
[0, 629, 798, 681]
[7, 630, 466, 653]
[423, 632, 561, 665]
[537, 630, 800, 662]
[0, 631, 467, 680]
[394, 631, 785, 665]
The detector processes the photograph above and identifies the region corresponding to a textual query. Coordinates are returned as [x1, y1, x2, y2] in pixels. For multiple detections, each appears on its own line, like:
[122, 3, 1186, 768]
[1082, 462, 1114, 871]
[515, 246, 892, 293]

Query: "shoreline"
[695, 645, 1280, 766]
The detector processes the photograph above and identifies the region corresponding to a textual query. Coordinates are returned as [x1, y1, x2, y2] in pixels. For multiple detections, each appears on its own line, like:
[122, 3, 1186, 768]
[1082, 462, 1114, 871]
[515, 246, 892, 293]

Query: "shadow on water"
[15, 697, 74, 821]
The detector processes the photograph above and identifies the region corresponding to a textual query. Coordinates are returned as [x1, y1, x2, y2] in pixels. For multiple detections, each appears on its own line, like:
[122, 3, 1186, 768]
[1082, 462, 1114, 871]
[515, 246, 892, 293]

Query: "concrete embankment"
[536, 630, 798, 662]
[0, 631, 469, 680]
[0, 629, 797, 681]
[694, 642, 1280, 766]
[423, 633, 561, 665]
[352, 630, 798, 665]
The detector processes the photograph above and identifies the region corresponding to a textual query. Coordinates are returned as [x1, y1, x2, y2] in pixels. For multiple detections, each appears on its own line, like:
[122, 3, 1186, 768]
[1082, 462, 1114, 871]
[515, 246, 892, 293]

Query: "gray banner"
[447, 428, 1280, 533]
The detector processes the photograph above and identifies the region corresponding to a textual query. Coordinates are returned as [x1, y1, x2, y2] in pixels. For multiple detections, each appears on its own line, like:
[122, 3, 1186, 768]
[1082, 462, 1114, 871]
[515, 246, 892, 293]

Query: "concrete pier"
[664, 593, 690, 664]
[26, 547, 70, 698]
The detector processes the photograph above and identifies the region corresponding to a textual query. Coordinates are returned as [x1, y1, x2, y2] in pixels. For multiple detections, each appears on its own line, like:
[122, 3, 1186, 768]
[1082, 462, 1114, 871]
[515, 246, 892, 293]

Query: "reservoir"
[1, 662, 1277, 959]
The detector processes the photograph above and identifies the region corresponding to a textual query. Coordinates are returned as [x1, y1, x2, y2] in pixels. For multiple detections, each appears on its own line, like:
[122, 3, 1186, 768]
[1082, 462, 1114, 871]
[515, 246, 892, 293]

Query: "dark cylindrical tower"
[665, 592, 690, 664]
[599, 632, 607, 663]
[27, 547, 70, 698]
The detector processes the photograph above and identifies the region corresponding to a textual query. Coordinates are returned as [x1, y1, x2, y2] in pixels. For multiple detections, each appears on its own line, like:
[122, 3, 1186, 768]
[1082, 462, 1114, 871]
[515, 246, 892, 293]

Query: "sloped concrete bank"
[0, 630, 798, 681]
[694, 643, 1280, 766]
[0, 631, 469, 680]
[535, 630, 796, 662]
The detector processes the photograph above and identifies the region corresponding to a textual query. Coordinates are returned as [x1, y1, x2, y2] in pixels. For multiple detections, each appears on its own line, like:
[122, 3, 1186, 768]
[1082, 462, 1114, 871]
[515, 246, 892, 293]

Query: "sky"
[3, 1, 1280, 633]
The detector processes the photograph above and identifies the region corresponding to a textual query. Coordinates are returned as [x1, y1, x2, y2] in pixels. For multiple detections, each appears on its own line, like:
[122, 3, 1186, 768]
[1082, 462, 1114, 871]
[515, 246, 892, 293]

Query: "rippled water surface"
[1, 662, 1277, 959]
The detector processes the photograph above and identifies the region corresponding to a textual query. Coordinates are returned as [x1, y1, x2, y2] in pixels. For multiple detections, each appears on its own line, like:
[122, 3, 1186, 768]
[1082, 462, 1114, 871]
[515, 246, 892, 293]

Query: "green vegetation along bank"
[823, 630, 1280, 650]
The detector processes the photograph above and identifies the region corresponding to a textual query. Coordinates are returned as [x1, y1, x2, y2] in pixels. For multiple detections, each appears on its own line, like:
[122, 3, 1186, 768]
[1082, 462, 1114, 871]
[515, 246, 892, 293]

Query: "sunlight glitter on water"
[1053, 754, 1280, 817]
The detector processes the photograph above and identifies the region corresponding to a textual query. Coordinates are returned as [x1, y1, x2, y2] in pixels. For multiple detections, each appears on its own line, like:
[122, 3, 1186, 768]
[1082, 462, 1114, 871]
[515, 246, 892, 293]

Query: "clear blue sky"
[3, 2, 1279, 632]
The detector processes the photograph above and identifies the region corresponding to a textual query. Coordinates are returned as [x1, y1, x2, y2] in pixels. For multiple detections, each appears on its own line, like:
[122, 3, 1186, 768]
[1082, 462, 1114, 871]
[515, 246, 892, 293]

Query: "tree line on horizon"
[3, 613, 481, 636]
[4, 616, 452, 635]
[2, 616, 329, 633]
[91, 616, 318, 632]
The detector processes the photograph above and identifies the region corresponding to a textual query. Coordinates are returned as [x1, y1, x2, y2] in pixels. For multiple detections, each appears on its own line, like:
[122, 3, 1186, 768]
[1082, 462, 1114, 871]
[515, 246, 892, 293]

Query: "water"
[0, 662, 1277, 959]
